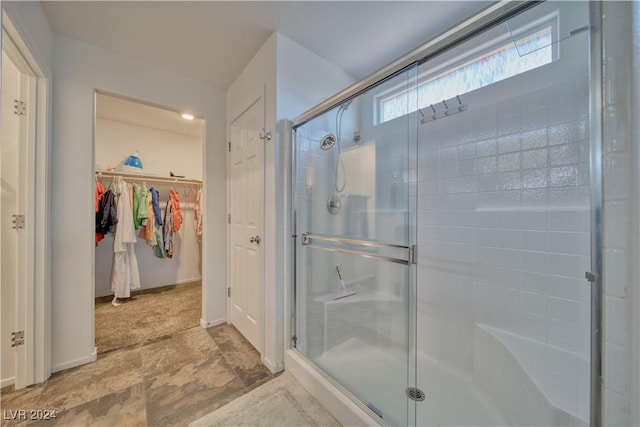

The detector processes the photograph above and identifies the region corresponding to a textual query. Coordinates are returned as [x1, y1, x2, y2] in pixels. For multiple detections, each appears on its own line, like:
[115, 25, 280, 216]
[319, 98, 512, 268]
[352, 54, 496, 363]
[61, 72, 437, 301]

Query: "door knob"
[249, 235, 261, 245]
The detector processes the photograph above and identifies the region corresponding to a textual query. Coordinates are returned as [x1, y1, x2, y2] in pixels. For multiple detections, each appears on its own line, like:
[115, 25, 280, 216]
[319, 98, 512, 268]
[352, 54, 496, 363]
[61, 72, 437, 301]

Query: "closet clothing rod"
[96, 170, 202, 186]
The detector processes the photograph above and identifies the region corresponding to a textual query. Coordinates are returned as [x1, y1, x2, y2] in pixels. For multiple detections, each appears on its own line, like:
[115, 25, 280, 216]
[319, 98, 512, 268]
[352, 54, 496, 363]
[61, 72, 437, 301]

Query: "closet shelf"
[96, 170, 202, 186]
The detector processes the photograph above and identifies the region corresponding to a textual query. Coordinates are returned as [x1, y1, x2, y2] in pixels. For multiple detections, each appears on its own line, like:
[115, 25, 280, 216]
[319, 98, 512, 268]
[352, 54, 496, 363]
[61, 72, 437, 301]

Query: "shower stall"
[290, 1, 600, 426]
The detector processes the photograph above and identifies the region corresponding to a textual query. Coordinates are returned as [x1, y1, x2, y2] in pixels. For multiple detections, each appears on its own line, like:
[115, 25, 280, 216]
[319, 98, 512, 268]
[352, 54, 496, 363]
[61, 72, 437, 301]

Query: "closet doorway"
[93, 92, 204, 354]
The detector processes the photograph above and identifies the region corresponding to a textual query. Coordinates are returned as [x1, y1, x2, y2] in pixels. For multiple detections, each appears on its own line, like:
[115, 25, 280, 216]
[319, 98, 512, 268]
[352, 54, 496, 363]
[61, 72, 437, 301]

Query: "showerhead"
[320, 134, 336, 150]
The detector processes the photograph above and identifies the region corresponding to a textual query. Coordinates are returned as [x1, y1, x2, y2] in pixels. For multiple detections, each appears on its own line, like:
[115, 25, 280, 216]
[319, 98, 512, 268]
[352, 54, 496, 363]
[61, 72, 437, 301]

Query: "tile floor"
[1, 324, 276, 427]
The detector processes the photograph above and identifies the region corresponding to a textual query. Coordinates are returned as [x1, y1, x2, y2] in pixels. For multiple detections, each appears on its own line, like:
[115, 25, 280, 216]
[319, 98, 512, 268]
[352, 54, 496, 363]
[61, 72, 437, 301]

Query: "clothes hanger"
[185, 185, 197, 199]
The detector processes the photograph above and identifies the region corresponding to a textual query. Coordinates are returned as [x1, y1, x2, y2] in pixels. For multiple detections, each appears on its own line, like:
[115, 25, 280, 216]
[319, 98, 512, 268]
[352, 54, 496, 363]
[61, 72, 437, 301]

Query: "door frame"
[226, 93, 266, 356]
[1, 10, 51, 387]
[90, 89, 208, 350]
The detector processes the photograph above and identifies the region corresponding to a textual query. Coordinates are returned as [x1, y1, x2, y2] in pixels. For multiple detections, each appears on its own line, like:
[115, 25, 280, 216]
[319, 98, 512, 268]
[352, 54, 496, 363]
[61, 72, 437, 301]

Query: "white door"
[1, 36, 37, 389]
[229, 98, 264, 351]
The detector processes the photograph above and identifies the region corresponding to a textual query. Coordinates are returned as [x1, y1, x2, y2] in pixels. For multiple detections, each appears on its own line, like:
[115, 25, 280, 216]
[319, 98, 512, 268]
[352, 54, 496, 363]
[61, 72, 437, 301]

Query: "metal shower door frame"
[588, 2, 604, 426]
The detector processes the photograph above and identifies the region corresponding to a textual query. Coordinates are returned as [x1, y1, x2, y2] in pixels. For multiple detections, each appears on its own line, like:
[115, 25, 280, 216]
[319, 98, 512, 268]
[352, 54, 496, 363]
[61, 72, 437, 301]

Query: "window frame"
[374, 12, 560, 125]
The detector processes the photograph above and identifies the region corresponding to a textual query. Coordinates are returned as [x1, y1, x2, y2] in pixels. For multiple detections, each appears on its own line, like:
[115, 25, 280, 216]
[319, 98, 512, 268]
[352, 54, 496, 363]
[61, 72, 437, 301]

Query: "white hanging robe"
[111, 180, 141, 298]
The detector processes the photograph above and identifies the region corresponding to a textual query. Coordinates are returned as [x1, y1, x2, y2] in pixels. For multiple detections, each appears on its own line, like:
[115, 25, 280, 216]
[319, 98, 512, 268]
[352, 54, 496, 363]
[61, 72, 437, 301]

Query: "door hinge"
[227, 287, 231, 298]
[409, 245, 418, 265]
[585, 271, 599, 283]
[14, 99, 26, 116]
[228, 214, 231, 224]
[292, 335, 298, 347]
[228, 141, 231, 152]
[11, 331, 24, 347]
[12, 214, 25, 230]
[259, 130, 272, 141]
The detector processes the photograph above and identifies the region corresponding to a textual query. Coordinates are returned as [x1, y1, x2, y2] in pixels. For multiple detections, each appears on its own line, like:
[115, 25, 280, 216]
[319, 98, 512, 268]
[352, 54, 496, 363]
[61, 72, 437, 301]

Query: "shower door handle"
[301, 233, 413, 265]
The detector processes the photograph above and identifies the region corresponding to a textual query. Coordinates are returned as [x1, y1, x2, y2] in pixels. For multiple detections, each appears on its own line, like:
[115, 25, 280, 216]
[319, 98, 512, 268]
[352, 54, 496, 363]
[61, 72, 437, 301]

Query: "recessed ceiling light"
[181, 113, 194, 120]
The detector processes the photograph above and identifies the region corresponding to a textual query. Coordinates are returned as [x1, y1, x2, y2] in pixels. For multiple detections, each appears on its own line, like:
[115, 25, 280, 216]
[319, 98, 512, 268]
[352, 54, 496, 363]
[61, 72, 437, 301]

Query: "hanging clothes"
[133, 183, 150, 229]
[127, 184, 134, 213]
[139, 184, 150, 225]
[96, 188, 118, 237]
[150, 187, 162, 225]
[169, 187, 183, 232]
[132, 183, 141, 229]
[194, 188, 203, 243]
[154, 219, 166, 258]
[163, 200, 174, 258]
[139, 187, 156, 247]
[95, 182, 107, 243]
[95, 182, 106, 212]
[111, 179, 141, 298]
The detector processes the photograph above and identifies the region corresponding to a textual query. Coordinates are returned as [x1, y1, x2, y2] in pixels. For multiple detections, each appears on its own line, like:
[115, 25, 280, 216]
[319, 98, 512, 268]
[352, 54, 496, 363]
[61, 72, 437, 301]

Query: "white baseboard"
[262, 356, 284, 374]
[200, 317, 226, 329]
[52, 347, 97, 373]
[175, 277, 202, 285]
[1, 376, 15, 389]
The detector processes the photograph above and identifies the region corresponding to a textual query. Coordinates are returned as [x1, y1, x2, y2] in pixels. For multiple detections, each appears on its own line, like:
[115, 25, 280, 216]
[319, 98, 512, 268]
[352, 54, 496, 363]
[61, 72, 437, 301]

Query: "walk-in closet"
[93, 93, 204, 353]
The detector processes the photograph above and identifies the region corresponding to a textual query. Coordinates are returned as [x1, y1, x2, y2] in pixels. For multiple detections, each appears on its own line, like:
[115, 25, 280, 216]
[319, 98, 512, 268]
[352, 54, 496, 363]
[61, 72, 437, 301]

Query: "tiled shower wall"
[417, 67, 592, 371]
[602, 2, 633, 425]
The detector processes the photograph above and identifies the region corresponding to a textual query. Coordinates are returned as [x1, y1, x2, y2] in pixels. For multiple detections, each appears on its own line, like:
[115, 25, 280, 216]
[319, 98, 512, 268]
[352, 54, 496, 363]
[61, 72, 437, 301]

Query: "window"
[378, 23, 556, 124]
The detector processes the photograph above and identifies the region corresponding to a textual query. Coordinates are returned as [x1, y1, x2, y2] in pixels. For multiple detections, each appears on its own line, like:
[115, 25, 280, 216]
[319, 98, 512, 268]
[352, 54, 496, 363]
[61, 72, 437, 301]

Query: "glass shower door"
[293, 65, 418, 426]
[414, 2, 593, 425]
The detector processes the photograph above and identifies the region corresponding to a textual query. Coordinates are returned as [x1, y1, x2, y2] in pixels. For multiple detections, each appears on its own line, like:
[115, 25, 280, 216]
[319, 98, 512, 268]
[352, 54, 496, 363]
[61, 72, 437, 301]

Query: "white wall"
[95, 118, 203, 179]
[1, 50, 21, 388]
[227, 35, 276, 132]
[51, 33, 226, 372]
[94, 117, 203, 297]
[2, 1, 52, 76]
[275, 34, 355, 122]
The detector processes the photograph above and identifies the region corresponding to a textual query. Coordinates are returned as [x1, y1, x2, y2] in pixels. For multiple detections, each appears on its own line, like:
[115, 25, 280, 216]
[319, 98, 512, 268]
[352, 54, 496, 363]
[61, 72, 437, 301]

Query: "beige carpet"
[95, 281, 201, 354]
[190, 371, 341, 427]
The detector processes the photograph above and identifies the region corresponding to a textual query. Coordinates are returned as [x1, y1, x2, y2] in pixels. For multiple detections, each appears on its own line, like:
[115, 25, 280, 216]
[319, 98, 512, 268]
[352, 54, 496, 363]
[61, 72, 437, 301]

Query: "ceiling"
[96, 92, 204, 138]
[41, 1, 491, 90]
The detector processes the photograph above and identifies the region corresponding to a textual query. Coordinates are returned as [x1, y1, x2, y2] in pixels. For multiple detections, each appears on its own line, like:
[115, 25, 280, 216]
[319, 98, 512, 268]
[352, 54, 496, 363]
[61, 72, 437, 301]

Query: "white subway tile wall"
[418, 86, 591, 341]
[602, 3, 632, 425]
[416, 59, 591, 420]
